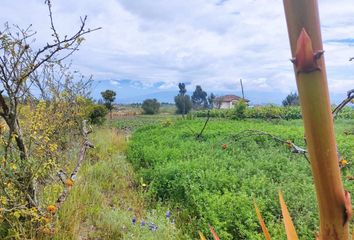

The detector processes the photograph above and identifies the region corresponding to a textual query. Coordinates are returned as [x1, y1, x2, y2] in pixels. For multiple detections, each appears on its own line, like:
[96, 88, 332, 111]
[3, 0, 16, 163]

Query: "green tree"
[191, 85, 208, 109]
[101, 89, 116, 118]
[142, 98, 160, 114]
[175, 95, 192, 115]
[175, 83, 192, 116]
[208, 92, 216, 109]
[282, 92, 299, 106]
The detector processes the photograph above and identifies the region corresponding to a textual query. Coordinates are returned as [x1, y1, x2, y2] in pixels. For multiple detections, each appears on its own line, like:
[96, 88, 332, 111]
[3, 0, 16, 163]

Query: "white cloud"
[1, 0, 354, 100]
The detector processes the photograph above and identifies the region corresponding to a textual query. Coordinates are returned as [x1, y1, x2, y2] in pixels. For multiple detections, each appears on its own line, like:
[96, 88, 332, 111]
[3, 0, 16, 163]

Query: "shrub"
[142, 99, 160, 115]
[87, 104, 109, 124]
[232, 100, 247, 119]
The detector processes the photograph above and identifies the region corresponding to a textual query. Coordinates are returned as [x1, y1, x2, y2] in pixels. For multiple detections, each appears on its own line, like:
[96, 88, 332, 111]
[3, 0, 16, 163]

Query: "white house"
[215, 95, 249, 109]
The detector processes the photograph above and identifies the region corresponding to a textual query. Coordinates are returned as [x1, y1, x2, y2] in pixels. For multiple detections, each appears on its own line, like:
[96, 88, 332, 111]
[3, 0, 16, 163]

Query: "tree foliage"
[191, 85, 208, 109]
[175, 83, 192, 115]
[208, 93, 216, 109]
[101, 89, 116, 111]
[87, 102, 108, 124]
[142, 98, 160, 115]
[175, 83, 192, 116]
[282, 92, 299, 107]
[179, 83, 187, 95]
[175, 95, 192, 114]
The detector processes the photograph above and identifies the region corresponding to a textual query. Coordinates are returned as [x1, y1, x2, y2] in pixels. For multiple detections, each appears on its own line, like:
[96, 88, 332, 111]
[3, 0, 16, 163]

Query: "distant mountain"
[117, 91, 176, 104]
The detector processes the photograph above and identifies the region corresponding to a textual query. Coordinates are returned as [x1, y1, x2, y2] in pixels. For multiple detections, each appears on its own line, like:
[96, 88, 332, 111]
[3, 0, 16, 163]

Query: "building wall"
[220, 101, 233, 109]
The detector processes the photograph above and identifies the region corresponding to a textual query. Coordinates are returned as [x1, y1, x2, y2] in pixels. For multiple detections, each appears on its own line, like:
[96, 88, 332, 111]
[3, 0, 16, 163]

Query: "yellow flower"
[11, 163, 17, 170]
[12, 211, 21, 219]
[47, 205, 57, 214]
[341, 159, 348, 166]
[0, 196, 7, 205]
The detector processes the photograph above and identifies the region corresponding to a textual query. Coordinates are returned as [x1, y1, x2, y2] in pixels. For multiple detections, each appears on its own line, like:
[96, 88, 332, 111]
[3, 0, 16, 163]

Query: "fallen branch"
[230, 129, 309, 163]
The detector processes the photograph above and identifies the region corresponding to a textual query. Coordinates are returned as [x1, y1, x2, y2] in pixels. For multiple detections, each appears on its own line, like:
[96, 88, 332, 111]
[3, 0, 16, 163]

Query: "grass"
[127, 118, 354, 239]
[44, 127, 186, 240]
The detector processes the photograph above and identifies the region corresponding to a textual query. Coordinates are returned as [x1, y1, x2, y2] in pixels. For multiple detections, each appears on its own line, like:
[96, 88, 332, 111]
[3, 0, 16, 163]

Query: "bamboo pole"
[283, 0, 351, 239]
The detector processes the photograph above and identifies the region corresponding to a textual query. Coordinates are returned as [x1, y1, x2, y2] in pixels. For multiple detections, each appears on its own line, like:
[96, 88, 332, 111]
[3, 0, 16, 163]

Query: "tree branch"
[55, 120, 94, 210]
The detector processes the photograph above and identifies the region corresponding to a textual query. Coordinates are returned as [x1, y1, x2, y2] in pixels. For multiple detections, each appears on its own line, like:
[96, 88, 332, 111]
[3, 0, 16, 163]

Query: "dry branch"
[55, 120, 94, 210]
[332, 89, 354, 119]
[196, 110, 211, 140]
[230, 129, 309, 163]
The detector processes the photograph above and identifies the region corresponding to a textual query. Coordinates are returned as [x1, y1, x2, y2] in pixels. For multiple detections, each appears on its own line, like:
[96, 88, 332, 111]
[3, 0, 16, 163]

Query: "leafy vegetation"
[191, 85, 208, 109]
[282, 92, 299, 107]
[127, 119, 354, 239]
[87, 103, 109, 125]
[142, 99, 160, 115]
[195, 105, 354, 120]
[101, 90, 117, 118]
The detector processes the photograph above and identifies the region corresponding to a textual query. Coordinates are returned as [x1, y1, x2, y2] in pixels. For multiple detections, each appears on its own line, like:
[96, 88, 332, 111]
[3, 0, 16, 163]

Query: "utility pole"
[240, 79, 245, 99]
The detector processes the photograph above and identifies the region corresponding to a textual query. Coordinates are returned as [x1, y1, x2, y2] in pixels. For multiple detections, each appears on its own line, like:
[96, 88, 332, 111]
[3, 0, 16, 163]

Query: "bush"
[142, 98, 160, 115]
[232, 100, 247, 119]
[195, 106, 303, 120]
[87, 104, 108, 124]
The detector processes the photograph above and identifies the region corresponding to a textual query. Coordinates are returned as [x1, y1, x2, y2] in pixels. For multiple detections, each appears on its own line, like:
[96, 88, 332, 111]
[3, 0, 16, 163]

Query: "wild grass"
[41, 127, 186, 240]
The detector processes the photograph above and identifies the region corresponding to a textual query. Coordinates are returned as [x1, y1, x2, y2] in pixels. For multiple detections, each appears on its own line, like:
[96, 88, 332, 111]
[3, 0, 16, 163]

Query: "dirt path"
[55, 127, 185, 240]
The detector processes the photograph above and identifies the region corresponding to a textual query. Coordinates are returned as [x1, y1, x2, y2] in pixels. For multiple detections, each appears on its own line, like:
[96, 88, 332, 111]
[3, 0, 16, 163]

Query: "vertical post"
[240, 79, 245, 100]
[283, 0, 350, 239]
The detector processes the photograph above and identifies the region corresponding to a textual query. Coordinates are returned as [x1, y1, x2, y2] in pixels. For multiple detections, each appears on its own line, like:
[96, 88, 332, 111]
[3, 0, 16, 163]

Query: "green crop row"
[126, 119, 354, 239]
[194, 105, 354, 120]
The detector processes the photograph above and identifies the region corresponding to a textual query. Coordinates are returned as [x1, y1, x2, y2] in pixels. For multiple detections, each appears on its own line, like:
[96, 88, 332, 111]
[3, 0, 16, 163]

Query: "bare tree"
[0, 0, 99, 207]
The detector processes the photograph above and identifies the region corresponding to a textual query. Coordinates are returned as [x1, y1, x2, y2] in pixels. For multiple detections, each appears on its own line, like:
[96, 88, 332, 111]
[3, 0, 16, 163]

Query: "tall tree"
[101, 89, 116, 118]
[282, 92, 299, 106]
[175, 83, 192, 117]
[191, 85, 208, 109]
[208, 92, 216, 109]
[179, 82, 187, 95]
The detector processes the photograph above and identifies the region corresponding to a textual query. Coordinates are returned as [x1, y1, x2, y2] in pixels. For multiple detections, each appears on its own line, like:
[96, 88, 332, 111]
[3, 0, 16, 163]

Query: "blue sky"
[2, 0, 354, 104]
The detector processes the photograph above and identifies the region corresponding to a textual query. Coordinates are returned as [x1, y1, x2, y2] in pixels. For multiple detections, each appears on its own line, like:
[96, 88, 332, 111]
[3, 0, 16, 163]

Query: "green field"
[126, 118, 354, 239]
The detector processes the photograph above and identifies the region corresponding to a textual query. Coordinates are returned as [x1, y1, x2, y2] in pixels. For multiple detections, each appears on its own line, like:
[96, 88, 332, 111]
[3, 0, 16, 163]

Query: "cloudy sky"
[1, 0, 354, 104]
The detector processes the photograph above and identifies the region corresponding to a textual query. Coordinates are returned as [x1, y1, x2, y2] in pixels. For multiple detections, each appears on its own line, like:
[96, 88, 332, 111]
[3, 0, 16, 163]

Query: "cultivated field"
[123, 116, 354, 239]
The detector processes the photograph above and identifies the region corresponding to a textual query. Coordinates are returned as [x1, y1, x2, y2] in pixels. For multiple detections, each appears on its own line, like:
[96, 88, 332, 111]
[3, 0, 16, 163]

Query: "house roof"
[217, 95, 249, 102]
